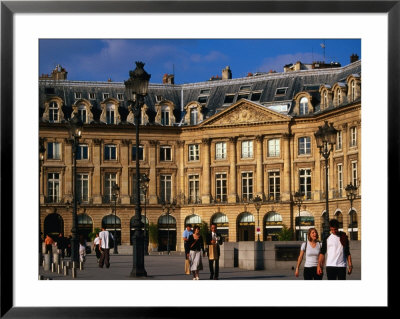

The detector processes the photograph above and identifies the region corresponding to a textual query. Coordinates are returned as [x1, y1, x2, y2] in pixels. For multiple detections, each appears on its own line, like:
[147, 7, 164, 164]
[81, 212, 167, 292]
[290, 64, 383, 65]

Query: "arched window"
[49, 101, 59, 123]
[185, 214, 202, 226]
[211, 213, 229, 242]
[337, 89, 342, 105]
[78, 213, 93, 242]
[237, 212, 255, 241]
[324, 91, 328, 108]
[264, 211, 283, 241]
[335, 211, 344, 229]
[351, 81, 356, 102]
[299, 97, 308, 115]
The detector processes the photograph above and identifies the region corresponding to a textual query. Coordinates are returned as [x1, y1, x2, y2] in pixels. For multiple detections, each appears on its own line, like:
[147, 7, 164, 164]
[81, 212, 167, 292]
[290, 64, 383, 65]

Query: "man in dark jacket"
[206, 223, 223, 280]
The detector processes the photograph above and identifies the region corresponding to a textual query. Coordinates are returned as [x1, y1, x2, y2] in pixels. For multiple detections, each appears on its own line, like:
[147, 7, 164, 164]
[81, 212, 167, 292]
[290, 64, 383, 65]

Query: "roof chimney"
[163, 73, 175, 84]
[350, 54, 359, 63]
[222, 66, 232, 80]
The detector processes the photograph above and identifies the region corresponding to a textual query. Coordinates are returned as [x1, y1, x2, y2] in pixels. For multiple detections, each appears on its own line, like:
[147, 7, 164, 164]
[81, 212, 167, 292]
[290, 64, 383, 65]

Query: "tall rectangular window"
[160, 146, 172, 161]
[106, 109, 114, 124]
[299, 169, 312, 199]
[104, 173, 117, 202]
[350, 127, 357, 147]
[337, 164, 343, 197]
[188, 144, 199, 161]
[298, 137, 311, 155]
[76, 144, 88, 160]
[215, 142, 227, 160]
[215, 173, 227, 202]
[47, 142, 61, 159]
[241, 141, 253, 158]
[104, 144, 117, 160]
[352, 161, 358, 186]
[268, 171, 281, 201]
[161, 107, 170, 126]
[77, 173, 89, 203]
[188, 175, 200, 204]
[190, 108, 198, 125]
[132, 146, 144, 161]
[336, 131, 343, 151]
[241, 172, 253, 201]
[160, 175, 172, 202]
[268, 139, 280, 157]
[47, 173, 60, 203]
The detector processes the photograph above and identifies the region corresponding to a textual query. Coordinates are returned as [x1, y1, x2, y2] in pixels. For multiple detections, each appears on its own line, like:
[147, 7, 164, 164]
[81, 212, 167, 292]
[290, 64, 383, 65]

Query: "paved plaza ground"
[39, 252, 361, 281]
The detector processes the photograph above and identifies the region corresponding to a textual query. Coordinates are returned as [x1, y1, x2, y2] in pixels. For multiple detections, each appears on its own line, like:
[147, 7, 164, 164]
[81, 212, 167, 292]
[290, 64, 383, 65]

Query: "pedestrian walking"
[206, 223, 223, 280]
[44, 235, 54, 255]
[79, 235, 87, 263]
[185, 225, 205, 280]
[99, 227, 114, 268]
[317, 219, 353, 280]
[93, 233, 101, 262]
[56, 233, 66, 258]
[295, 228, 323, 280]
[182, 224, 193, 260]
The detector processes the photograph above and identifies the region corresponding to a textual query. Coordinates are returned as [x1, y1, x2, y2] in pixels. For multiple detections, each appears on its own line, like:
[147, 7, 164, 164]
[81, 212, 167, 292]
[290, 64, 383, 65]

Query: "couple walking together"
[184, 223, 223, 280]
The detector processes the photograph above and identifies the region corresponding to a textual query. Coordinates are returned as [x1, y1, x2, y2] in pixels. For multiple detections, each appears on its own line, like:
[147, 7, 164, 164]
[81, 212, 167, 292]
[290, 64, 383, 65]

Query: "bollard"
[80, 261, 84, 270]
[66, 261, 70, 269]
[64, 266, 68, 276]
[51, 263, 55, 272]
[57, 264, 61, 274]
[72, 267, 77, 278]
[44, 254, 50, 271]
[61, 260, 64, 269]
[53, 253, 59, 265]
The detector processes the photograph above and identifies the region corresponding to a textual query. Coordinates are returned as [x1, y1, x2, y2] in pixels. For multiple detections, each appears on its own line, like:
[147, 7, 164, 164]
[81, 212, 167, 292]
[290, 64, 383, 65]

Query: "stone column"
[282, 133, 291, 201]
[314, 135, 321, 201]
[92, 139, 102, 204]
[148, 140, 158, 204]
[120, 139, 130, 204]
[255, 135, 264, 198]
[176, 140, 185, 205]
[228, 137, 237, 203]
[201, 138, 211, 204]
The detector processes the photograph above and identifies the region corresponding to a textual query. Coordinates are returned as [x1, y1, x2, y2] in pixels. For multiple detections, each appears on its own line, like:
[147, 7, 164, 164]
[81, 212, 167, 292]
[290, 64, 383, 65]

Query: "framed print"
[1, 0, 396, 317]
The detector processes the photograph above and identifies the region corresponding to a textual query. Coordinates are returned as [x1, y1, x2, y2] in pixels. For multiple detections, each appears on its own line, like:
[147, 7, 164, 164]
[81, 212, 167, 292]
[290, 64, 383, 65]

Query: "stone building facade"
[39, 59, 361, 252]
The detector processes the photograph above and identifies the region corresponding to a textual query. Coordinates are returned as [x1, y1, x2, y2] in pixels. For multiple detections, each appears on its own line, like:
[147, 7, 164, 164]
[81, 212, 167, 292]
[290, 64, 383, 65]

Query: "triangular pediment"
[199, 100, 291, 127]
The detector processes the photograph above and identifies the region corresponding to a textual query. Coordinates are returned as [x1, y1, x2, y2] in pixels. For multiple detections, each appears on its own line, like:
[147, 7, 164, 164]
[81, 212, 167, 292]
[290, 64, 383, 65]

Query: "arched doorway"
[211, 212, 229, 242]
[184, 214, 202, 229]
[237, 212, 255, 241]
[158, 214, 176, 251]
[264, 211, 283, 241]
[334, 210, 344, 231]
[102, 214, 121, 245]
[295, 211, 314, 241]
[348, 210, 358, 240]
[44, 213, 64, 240]
[77, 213, 93, 242]
[130, 215, 149, 245]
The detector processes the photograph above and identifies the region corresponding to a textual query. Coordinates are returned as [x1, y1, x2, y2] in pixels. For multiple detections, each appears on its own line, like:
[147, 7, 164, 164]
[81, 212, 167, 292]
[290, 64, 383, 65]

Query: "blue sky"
[39, 39, 361, 84]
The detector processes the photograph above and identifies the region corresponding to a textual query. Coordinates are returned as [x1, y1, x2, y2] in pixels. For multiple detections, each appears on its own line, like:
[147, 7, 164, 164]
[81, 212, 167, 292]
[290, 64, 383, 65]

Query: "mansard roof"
[39, 60, 361, 123]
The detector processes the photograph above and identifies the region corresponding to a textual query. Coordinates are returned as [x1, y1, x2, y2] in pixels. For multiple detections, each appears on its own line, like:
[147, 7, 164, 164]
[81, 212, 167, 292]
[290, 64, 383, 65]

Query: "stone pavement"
[39, 253, 361, 280]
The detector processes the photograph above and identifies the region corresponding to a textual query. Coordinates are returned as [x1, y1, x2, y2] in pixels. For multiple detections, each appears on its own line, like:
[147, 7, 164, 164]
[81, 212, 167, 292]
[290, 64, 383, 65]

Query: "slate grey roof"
[39, 60, 361, 123]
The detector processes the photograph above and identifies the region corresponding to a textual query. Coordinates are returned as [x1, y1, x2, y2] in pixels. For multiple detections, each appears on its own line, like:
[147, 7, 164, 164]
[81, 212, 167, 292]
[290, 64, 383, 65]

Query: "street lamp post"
[314, 121, 338, 240]
[139, 173, 150, 255]
[68, 115, 83, 264]
[125, 61, 151, 277]
[112, 184, 120, 254]
[252, 195, 262, 241]
[162, 200, 176, 254]
[39, 138, 46, 264]
[293, 191, 304, 241]
[345, 183, 358, 240]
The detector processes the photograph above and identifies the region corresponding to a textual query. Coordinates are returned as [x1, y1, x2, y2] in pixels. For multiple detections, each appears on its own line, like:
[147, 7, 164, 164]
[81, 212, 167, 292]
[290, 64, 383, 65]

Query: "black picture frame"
[1, 1, 395, 317]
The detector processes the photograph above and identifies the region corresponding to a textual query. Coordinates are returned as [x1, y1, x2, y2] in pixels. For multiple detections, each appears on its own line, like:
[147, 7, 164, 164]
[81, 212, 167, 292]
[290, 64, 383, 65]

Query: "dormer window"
[337, 89, 342, 105]
[198, 89, 210, 105]
[250, 91, 262, 102]
[299, 97, 308, 115]
[117, 93, 124, 101]
[190, 107, 198, 125]
[106, 103, 115, 124]
[103, 93, 110, 100]
[49, 101, 59, 123]
[89, 93, 96, 100]
[161, 105, 170, 126]
[224, 94, 235, 104]
[351, 81, 356, 102]
[275, 88, 287, 96]
[78, 104, 87, 123]
[324, 91, 328, 107]
[75, 92, 82, 99]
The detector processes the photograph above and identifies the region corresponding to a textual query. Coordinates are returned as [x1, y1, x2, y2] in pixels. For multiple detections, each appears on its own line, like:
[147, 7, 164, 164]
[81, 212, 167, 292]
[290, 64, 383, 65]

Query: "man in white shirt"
[99, 227, 114, 268]
[317, 219, 353, 279]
